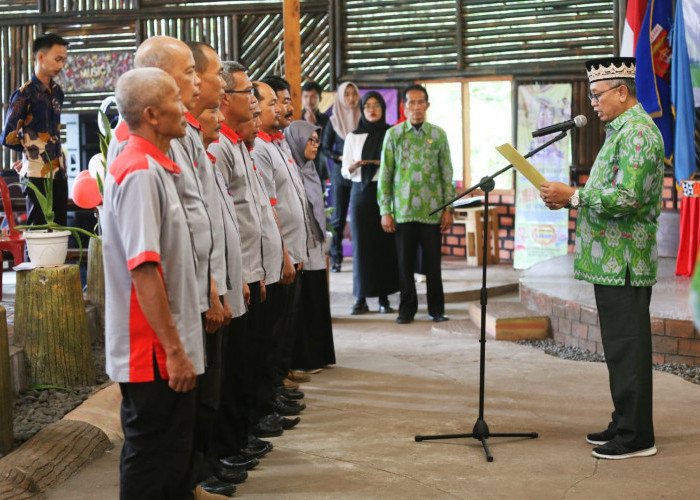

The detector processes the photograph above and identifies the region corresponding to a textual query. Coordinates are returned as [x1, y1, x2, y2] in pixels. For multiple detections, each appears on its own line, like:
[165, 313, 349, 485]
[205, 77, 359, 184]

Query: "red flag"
[620, 0, 648, 56]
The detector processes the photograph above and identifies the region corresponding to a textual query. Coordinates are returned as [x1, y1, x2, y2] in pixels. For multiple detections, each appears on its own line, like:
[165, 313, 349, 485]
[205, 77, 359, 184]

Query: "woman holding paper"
[342, 91, 399, 315]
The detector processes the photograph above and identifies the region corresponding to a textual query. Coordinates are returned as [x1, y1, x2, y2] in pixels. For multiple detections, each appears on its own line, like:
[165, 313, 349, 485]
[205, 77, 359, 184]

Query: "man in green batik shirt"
[378, 84, 456, 325]
[541, 57, 664, 460]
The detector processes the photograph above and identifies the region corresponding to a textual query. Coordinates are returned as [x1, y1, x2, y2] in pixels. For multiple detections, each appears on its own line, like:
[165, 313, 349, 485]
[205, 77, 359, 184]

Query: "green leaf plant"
[14, 152, 99, 263]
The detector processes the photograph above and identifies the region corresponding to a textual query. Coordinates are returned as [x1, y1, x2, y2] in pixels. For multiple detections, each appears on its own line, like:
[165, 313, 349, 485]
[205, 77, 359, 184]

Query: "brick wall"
[443, 172, 678, 262]
[521, 285, 700, 365]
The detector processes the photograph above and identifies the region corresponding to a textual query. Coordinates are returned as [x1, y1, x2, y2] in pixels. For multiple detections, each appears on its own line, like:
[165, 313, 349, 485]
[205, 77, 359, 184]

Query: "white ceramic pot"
[24, 230, 71, 267]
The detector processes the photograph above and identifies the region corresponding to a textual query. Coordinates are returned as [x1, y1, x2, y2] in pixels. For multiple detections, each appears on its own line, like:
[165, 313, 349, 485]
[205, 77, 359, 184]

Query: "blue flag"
[635, 0, 674, 163]
[671, 0, 697, 183]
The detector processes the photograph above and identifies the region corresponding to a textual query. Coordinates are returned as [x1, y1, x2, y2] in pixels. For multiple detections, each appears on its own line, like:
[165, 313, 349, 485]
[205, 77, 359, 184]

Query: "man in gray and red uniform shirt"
[104, 67, 201, 499]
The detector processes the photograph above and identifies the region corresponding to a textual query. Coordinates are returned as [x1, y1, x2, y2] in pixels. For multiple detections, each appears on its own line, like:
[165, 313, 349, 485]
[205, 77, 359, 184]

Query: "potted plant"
[16, 152, 99, 267]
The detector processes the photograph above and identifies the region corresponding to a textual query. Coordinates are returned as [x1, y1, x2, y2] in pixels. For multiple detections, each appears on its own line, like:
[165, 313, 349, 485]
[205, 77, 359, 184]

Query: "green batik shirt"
[574, 103, 664, 287]
[691, 253, 700, 331]
[378, 120, 456, 224]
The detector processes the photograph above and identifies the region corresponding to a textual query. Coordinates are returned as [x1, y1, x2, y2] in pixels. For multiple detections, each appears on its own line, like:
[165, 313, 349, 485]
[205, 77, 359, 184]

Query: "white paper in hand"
[495, 143, 548, 191]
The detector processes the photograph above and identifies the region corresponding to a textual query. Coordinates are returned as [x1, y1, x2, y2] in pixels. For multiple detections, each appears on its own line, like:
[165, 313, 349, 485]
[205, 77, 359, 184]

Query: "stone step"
[467, 300, 551, 341]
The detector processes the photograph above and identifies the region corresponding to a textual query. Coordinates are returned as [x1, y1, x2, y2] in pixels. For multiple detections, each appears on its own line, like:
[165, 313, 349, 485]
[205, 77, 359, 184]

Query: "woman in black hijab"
[341, 91, 399, 315]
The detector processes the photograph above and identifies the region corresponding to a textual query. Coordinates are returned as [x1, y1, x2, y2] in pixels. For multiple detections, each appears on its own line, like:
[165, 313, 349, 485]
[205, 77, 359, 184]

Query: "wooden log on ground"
[0, 307, 12, 454]
[0, 419, 110, 498]
[14, 265, 95, 387]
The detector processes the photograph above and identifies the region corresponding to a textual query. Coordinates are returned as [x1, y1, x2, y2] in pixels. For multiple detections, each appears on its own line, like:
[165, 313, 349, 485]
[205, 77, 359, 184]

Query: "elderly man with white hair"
[103, 67, 202, 499]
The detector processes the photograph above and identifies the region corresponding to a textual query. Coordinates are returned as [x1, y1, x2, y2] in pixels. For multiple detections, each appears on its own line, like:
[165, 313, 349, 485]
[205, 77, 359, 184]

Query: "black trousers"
[211, 282, 261, 457]
[119, 372, 196, 500]
[329, 163, 351, 266]
[594, 270, 655, 449]
[394, 222, 444, 319]
[271, 266, 302, 385]
[193, 315, 223, 482]
[25, 169, 68, 226]
[254, 282, 282, 419]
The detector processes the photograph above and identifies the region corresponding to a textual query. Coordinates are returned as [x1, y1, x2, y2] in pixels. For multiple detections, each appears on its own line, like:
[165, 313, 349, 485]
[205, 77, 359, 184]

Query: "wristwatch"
[569, 189, 580, 208]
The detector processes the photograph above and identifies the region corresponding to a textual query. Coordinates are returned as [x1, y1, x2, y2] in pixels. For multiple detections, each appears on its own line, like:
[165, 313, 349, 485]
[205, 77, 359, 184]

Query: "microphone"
[531, 115, 587, 138]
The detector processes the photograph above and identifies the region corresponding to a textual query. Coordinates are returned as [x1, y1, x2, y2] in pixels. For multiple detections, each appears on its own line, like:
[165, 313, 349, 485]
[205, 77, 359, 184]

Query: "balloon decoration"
[72, 174, 102, 209]
[88, 153, 105, 180]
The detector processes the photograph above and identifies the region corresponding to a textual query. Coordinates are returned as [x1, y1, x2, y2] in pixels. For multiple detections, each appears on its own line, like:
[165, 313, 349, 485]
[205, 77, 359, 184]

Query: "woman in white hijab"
[321, 81, 361, 273]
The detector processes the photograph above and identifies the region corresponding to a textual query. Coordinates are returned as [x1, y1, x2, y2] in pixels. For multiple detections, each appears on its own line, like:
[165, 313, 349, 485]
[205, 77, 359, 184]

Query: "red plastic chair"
[0, 174, 26, 299]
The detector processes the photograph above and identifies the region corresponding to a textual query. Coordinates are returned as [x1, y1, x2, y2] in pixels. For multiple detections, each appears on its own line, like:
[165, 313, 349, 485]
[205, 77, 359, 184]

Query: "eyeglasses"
[587, 85, 621, 103]
[363, 103, 382, 110]
[224, 88, 254, 96]
[307, 138, 320, 145]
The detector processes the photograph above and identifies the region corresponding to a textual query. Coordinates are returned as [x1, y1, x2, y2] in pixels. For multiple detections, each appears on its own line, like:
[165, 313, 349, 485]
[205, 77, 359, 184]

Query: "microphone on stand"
[531, 115, 587, 138]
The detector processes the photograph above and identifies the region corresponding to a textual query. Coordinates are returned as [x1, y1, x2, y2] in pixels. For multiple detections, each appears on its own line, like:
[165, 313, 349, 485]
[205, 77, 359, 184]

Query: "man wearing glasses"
[540, 57, 664, 460]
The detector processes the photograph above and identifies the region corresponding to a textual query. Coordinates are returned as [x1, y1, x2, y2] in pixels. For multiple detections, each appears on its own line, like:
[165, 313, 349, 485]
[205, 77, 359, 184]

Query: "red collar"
[127, 135, 181, 174]
[220, 123, 242, 144]
[185, 113, 201, 130]
[206, 151, 217, 164]
[257, 130, 273, 143]
[272, 131, 285, 142]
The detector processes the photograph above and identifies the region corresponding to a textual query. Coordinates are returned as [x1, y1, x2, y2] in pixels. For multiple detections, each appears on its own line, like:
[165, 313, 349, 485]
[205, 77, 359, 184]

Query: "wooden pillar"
[14, 265, 95, 387]
[284, 0, 302, 121]
[0, 307, 13, 454]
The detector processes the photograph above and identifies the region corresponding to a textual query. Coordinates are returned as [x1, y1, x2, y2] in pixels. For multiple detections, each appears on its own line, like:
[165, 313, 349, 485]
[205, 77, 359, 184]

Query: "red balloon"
[75, 169, 91, 182]
[72, 176, 102, 209]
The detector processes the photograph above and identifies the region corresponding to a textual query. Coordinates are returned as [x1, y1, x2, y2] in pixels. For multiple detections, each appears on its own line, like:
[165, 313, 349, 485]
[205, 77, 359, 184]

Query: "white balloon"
[88, 153, 105, 179]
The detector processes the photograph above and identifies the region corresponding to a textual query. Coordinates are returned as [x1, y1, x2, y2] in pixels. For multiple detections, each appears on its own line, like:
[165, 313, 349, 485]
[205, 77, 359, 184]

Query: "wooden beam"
[284, 0, 302, 121]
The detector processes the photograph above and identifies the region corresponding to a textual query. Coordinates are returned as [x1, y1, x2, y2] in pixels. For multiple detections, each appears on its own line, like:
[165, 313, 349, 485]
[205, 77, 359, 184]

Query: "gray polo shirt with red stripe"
[103, 134, 203, 383]
[109, 119, 214, 314]
[209, 124, 283, 285]
[252, 131, 309, 265]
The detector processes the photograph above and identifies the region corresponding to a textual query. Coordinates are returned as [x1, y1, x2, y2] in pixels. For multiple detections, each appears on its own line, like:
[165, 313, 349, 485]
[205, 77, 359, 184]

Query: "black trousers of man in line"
[254, 282, 284, 420]
[593, 268, 655, 450]
[25, 168, 68, 226]
[270, 265, 303, 386]
[394, 222, 445, 319]
[192, 313, 223, 483]
[119, 363, 196, 500]
[211, 282, 261, 458]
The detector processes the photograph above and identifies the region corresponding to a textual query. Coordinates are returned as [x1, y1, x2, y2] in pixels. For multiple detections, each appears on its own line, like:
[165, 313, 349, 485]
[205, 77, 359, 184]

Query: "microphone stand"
[414, 130, 569, 462]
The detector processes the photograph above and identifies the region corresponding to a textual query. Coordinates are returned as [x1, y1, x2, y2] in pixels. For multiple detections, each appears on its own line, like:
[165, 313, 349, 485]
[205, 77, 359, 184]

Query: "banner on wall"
[58, 52, 133, 93]
[683, 0, 700, 106]
[513, 83, 572, 270]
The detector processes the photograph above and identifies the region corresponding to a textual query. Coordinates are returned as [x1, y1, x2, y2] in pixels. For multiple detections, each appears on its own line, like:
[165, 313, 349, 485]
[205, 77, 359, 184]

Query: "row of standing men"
[103, 36, 335, 499]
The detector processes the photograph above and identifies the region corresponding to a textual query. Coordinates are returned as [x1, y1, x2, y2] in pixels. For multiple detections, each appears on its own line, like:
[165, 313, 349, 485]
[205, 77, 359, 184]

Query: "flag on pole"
[671, 0, 697, 183]
[621, 0, 649, 56]
[635, 0, 674, 163]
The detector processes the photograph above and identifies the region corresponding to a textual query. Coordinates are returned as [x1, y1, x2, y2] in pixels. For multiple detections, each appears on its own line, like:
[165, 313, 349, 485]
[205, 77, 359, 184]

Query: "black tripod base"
[414, 419, 538, 462]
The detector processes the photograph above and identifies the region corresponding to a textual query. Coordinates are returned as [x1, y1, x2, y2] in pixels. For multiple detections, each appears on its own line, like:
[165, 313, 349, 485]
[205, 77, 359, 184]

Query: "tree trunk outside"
[14, 265, 95, 387]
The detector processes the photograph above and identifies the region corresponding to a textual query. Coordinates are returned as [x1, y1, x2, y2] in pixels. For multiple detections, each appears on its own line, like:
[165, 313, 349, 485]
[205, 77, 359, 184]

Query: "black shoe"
[272, 396, 306, 416]
[240, 442, 273, 459]
[276, 393, 304, 407]
[378, 298, 394, 313]
[396, 315, 413, 324]
[429, 314, 450, 323]
[586, 427, 617, 445]
[267, 412, 301, 430]
[251, 419, 283, 438]
[211, 462, 248, 484]
[592, 440, 657, 460]
[331, 263, 341, 273]
[198, 476, 237, 497]
[351, 299, 369, 315]
[220, 455, 259, 470]
[248, 435, 273, 450]
[275, 387, 304, 400]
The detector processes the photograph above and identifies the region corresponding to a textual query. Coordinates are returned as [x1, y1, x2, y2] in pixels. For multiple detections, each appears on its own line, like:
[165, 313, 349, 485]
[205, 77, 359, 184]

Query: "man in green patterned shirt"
[541, 57, 664, 460]
[378, 84, 456, 324]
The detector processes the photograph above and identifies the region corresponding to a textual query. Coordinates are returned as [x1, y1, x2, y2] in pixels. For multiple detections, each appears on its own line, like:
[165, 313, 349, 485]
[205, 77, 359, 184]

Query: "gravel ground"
[3, 338, 108, 456]
[517, 339, 700, 385]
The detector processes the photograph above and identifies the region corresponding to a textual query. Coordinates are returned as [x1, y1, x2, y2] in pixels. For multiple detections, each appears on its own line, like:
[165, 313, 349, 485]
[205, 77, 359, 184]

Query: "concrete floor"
[47, 259, 700, 499]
